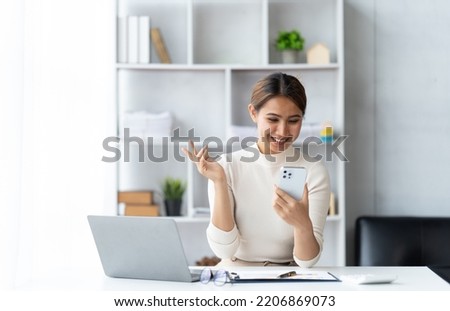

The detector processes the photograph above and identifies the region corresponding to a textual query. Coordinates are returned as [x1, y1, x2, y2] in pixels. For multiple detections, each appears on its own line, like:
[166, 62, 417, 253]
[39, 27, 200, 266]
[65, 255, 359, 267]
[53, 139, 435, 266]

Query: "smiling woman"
[249, 96, 303, 154]
[183, 72, 331, 268]
[248, 73, 306, 154]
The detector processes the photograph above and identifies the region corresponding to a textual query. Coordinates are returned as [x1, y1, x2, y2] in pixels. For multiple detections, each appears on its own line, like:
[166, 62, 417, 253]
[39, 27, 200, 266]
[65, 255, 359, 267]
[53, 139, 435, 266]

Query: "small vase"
[281, 50, 299, 64]
[164, 199, 182, 216]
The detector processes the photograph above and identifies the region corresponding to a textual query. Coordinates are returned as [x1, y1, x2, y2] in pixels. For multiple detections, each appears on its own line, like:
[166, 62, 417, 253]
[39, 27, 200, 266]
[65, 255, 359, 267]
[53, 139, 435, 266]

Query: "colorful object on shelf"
[320, 122, 333, 143]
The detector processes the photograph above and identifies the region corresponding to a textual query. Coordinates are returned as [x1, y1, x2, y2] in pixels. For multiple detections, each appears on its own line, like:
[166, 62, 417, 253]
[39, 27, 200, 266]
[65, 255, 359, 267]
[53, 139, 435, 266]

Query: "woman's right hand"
[182, 141, 225, 183]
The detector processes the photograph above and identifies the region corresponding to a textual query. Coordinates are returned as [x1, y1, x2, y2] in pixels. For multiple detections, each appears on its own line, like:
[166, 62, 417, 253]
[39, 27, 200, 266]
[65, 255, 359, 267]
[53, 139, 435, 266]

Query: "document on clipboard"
[228, 269, 340, 283]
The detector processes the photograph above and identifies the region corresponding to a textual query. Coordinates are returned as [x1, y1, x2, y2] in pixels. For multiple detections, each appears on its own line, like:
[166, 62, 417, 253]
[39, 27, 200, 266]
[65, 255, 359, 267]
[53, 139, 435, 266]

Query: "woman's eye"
[289, 119, 301, 124]
[267, 118, 278, 123]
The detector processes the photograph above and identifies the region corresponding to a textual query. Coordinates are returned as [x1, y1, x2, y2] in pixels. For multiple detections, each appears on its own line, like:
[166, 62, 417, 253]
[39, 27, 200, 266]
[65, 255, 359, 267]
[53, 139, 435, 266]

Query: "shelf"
[115, 0, 346, 266]
[119, 215, 339, 223]
[117, 0, 189, 64]
[188, 216, 340, 223]
[116, 63, 340, 71]
[268, 0, 339, 64]
[326, 215, 342, 222]
[115, 138, 192, 147]
[231, 63, 340, 70]
[173, 216, 210, 223]
[117, 69, 227, 141]
[116, 63, 228, 71]
[192, 0, 264, 65]
[230, 69, 339, 127]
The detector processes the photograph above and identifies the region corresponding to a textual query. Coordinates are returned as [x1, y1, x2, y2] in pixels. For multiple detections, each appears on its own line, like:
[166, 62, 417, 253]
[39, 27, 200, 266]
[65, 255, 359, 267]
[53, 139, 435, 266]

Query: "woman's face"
[248, 96, 303, 154]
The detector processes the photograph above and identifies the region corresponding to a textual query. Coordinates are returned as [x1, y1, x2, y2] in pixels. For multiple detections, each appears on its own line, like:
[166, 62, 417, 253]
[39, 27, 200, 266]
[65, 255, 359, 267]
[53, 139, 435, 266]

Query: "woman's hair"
[250, 72, 307, 116]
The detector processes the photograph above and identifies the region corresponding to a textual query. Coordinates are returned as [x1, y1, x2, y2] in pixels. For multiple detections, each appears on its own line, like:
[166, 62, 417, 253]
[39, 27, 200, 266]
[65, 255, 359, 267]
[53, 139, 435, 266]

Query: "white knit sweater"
[206, 143, 330, 268]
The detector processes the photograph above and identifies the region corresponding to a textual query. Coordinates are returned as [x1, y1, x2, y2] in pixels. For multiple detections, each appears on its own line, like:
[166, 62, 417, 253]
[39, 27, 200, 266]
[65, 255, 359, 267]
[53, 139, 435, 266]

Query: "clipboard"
[228, 269, 341, 283]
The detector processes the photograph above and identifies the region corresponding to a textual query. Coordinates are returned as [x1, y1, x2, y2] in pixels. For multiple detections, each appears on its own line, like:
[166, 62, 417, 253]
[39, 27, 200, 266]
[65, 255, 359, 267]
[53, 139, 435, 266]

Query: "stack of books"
[117, 16, 171, 64]
[118, 190, 159, 216]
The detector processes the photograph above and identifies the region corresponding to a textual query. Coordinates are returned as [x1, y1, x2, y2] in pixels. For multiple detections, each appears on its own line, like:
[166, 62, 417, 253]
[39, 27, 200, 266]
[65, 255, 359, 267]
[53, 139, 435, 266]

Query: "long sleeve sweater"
[206, 143, 330, 268]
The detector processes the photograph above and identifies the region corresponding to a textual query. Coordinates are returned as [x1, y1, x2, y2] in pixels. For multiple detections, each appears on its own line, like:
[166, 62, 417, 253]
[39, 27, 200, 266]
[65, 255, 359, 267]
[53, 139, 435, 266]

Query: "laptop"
[87, 215, 201, 282]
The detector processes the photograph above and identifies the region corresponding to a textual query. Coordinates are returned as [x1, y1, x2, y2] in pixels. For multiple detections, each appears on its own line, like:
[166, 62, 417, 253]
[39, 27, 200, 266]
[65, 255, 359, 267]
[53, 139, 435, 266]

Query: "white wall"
[344, 0, 450, 264]
[0, 0, 116, 288]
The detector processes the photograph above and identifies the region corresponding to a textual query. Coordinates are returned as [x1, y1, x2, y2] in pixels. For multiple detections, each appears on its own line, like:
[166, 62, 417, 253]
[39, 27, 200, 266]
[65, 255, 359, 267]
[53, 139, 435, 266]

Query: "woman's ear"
[248, 104, 257, 123]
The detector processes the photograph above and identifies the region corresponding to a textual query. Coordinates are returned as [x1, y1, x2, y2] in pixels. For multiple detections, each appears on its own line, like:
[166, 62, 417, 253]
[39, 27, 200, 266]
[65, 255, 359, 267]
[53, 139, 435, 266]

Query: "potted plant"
[275, 30, 305, 63]
[162, 177, 186, 216]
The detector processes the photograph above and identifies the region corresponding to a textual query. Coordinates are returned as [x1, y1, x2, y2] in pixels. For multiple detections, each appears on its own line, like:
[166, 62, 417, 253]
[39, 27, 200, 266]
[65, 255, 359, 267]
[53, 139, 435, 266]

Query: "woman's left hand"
[273, 184, 311, 229]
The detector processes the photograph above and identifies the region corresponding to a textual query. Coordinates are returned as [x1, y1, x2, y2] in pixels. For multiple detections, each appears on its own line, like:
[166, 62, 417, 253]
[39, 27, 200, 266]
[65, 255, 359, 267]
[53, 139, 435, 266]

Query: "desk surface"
[17, 266, 449, 291]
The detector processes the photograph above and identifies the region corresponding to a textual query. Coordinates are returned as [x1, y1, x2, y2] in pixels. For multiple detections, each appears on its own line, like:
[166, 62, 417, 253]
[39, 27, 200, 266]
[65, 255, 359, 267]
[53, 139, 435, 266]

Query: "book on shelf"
[328, 192, 336, 216]
[117, 16, 128, 63]
[138, 16, 150, 63]
[124, 204, 159, 217]
[151, 28, 171, 64]
[118, 191, 153, 205]
[127, 15, 139, 63]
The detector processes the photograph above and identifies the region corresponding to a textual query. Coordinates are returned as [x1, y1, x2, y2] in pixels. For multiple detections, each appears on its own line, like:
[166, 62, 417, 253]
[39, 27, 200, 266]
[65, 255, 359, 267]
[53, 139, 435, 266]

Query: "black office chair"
[355, 216, 450, 282]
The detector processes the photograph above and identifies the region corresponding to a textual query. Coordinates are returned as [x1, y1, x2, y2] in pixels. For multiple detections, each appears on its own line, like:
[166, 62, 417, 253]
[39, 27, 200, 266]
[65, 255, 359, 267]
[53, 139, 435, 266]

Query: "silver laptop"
[87, 215, 201, 282]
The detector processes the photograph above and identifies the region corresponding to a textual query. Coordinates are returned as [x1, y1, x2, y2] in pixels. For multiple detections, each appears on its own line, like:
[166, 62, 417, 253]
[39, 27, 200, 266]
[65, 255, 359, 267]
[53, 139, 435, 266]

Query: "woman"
[183, 72, 330, 268]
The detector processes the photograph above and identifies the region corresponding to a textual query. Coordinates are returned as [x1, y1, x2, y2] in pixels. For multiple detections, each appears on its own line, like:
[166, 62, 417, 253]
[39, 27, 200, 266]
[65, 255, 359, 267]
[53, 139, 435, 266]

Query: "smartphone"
[277, 166, 307, 200]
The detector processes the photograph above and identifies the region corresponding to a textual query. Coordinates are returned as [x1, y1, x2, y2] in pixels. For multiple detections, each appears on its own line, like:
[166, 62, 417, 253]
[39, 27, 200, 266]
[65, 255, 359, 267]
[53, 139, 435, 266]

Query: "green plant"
[162, 177, 186, 200]
[275, 30, 305, 51]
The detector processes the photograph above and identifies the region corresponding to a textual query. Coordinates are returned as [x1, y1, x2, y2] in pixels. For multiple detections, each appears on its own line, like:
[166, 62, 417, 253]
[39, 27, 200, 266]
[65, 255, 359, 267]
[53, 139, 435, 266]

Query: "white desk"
[16, 266, 449, 291]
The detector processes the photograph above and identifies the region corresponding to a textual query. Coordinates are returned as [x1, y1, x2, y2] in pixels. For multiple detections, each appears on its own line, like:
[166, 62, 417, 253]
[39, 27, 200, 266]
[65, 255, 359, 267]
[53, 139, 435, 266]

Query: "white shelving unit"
[115, 0, 345, 266]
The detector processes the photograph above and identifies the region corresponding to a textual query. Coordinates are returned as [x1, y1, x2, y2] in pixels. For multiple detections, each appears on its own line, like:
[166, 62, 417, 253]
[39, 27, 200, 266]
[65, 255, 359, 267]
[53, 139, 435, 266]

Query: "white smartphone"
[277, 166, 307, 200]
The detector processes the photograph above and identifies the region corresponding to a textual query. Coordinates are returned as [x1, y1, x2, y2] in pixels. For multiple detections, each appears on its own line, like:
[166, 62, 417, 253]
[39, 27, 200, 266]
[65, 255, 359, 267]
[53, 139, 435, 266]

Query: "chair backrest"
[355, 216, 450, 266]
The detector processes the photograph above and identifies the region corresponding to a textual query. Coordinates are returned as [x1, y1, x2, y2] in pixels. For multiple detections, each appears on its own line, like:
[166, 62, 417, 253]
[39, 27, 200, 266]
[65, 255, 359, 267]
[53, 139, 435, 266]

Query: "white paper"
[230, 269, 338, 281]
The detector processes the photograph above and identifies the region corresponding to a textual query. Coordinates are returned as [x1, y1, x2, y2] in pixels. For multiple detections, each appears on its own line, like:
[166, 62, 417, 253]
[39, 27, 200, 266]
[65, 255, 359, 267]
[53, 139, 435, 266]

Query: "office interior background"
[1, 0, 449, 289]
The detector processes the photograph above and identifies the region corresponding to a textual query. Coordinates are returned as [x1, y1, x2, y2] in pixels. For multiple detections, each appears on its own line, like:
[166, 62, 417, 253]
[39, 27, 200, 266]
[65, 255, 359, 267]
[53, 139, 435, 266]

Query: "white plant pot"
[281, 50, 299, 64]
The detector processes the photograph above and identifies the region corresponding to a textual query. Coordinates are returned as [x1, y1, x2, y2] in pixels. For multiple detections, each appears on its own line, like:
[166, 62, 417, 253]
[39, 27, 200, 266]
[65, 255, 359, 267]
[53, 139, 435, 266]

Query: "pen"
[277, 271, 297, 279]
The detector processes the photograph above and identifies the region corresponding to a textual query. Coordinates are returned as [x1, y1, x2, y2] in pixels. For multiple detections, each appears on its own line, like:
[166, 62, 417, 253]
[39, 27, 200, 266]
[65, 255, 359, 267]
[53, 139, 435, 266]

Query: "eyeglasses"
[200, 268, 232, 286]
